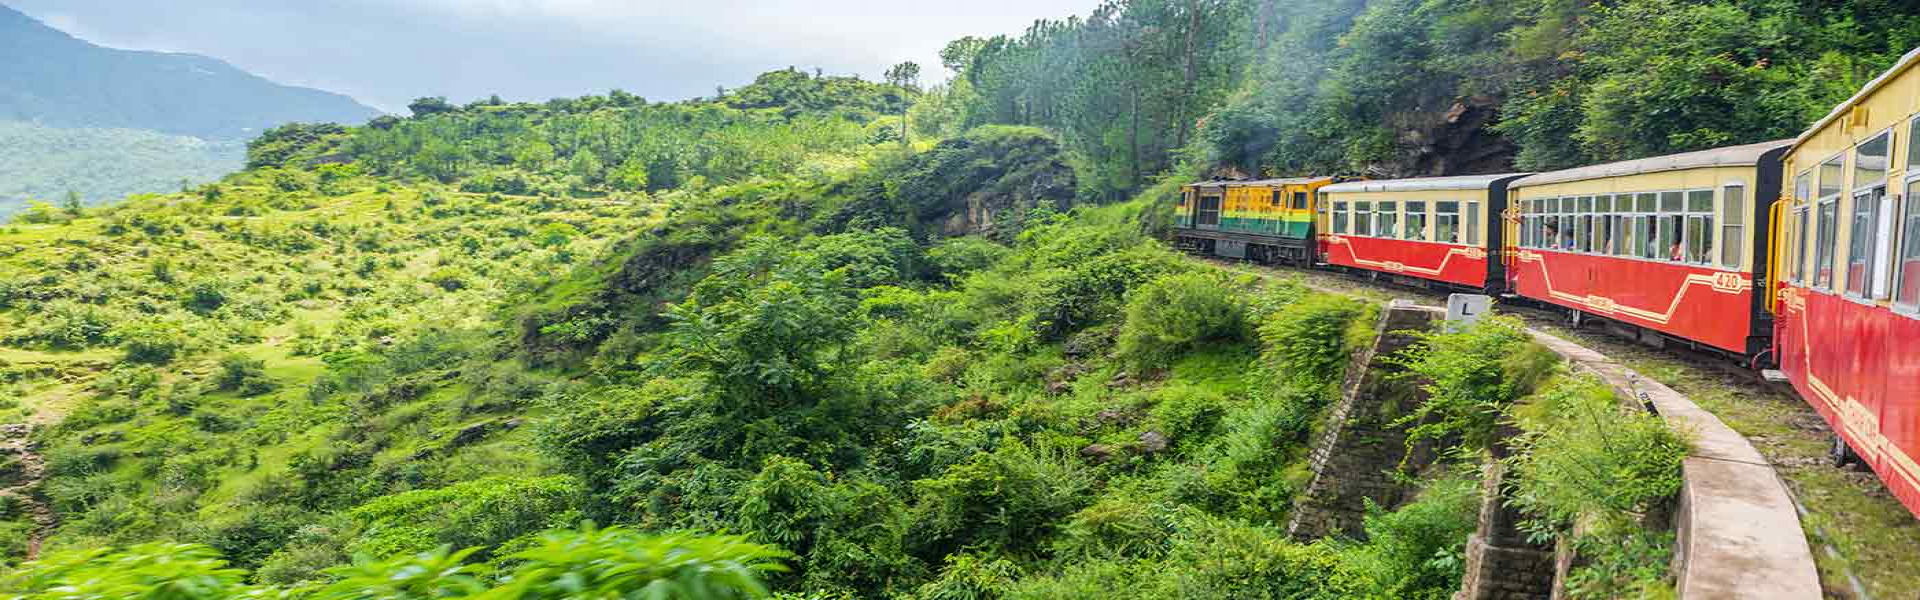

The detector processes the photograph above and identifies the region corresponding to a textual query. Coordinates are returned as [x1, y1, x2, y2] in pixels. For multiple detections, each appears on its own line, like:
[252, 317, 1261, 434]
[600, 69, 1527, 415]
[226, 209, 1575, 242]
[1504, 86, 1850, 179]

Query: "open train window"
[1817, 198, 1840, 290]
[1852, 130, 1896, 300]
[1721, 185, 1745, 269]
[1433, 201, 1457, 245]
[1685, 190, 1714, 265]
[1271, 190, 1284, 207]
[1377, 202, 1400, 239]
[1292, 191, 1308, 210]
[1406, 201, 1429, 241]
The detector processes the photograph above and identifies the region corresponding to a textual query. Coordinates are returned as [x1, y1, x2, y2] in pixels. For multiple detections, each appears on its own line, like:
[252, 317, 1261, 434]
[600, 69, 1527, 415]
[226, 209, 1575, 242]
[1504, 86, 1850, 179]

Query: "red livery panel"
[1510, 249, 1756, 353]
[1322, 235, 1489, 288]
[1775, 285, 1920, 516]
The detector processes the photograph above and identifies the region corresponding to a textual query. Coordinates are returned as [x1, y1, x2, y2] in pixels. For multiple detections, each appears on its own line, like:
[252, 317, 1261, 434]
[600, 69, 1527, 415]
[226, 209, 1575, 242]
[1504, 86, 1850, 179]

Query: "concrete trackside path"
[1527, 333, 1821, 599]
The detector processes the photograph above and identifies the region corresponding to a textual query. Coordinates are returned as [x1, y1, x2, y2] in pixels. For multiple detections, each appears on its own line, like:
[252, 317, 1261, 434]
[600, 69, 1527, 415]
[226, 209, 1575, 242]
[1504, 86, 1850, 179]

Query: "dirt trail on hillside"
[1, 423, 53, 560]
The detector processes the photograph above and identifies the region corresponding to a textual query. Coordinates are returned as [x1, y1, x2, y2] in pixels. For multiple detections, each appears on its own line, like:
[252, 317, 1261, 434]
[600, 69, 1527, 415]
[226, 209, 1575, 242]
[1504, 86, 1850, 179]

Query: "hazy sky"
[9, 0, 1101, 113]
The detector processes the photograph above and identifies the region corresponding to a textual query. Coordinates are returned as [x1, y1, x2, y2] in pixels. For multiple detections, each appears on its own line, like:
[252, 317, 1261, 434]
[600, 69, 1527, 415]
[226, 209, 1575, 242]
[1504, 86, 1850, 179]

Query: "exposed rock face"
[1375, 95, 1518, 178]
[888, 126, 1076, 238]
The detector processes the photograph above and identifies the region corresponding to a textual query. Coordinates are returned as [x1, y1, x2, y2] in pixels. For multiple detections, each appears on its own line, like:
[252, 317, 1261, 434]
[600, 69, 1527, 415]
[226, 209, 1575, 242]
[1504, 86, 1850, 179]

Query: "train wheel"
[1830, 434, 1862, 469]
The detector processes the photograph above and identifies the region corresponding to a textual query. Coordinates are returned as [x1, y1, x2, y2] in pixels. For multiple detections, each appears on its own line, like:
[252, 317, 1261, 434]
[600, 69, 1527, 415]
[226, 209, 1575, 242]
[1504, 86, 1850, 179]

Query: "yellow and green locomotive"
[1174, 176, 1343, 263]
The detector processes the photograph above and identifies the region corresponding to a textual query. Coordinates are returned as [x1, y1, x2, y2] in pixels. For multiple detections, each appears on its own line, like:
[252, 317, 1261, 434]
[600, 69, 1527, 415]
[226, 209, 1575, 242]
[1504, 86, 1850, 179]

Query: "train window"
[1856, 132, 1891, 187]
[1377, 202, 1400, 239]
[1354, 202, 1373, 236]
[1610, 214, 1628, 256]
[1898, 181, 1920, 308]
[1577, 213, 1592, 252]
[1197, 195, 1222, 227]
[1271, 190, 1284, 207]
[1820, 156, 1845, 199]
[1636, 192, 1657, 213]
[1848, 189, 1880, 297]
[1660, 191, 1683, 213]
[1637, 216, 1658, 259]
[1817, 199, 1840, 290]
[1872, 187, 1896, 300]
[1467, 201, 1481, 245]
[1293, 191, 1308, 210]
[1434, 202, 1459, 243]
[1406, 201, 1428, 241]
[1793, 208, 1810, 284]
[1910, 118, 1920, 169]
[1560, 214, 1576, 250]
[1686, 190, 1714, 265]
[1686, 216, 1713, 265]
[1660, 215, 1683, 261]
[1722, 185, 1745, 269]
[1333, 202, 1350, 234]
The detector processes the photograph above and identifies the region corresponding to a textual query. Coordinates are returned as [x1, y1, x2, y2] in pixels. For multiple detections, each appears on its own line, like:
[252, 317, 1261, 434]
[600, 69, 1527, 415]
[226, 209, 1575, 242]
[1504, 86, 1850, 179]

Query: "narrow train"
[1172, 46, 1920, 518]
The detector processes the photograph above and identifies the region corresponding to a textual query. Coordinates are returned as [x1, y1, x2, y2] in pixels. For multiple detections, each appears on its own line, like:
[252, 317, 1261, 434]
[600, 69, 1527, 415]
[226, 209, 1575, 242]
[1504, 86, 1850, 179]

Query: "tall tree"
[885, 62, 922, 146]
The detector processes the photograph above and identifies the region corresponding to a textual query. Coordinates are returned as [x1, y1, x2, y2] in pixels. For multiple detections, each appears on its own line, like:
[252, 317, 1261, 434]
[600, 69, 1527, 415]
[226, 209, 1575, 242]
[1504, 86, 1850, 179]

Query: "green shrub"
[1113, 271, 1246, 370]
[1255, 293, 1372, 389]
[908, 441, 1094, 559]
[1392, 316, 1559, 451]
[118, 319, 188, 364]
[347, 476, 584, 559]
[215, 354, 277, 396]
[1507, 375, 1688, 530]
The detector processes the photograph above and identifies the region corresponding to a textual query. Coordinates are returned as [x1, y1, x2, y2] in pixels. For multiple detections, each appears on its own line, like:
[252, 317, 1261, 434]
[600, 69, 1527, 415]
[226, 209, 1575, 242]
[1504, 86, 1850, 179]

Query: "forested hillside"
[4, 0, 1916, 597]
[926, 0, 1920, 198]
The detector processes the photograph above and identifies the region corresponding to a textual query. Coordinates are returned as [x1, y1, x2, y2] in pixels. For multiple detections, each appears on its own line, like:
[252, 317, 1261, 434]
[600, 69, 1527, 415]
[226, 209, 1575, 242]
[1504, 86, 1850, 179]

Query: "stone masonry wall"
[1287, 301, 1435, 541]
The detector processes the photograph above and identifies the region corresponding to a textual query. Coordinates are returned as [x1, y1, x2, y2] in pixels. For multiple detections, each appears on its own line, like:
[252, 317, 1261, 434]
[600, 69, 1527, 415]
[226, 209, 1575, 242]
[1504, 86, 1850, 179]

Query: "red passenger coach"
[1316, 174, 1528, 292]
[1772, 47, 1920, 515]
[1506, 141, 1789, 355]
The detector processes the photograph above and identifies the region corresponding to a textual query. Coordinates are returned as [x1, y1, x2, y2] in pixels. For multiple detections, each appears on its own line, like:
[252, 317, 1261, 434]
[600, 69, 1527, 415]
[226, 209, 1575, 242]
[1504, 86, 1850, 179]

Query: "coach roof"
[1511, 140, 1791, 188]
[1320, 173, 1529, 194]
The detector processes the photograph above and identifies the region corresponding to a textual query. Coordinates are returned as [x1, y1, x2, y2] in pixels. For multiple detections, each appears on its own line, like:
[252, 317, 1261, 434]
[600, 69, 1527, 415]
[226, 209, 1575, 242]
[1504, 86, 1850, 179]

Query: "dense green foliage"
[949, 0, 1920, 183]
[0, 61, 1503, 597]
[0, 525, 789, 599]
[1507, 376, 1689, 600]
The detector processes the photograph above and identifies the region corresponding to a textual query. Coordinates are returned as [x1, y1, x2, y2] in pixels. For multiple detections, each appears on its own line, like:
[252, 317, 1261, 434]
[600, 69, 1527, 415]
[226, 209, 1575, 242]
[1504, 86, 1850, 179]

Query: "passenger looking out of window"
[1544, 223, 1560, 249]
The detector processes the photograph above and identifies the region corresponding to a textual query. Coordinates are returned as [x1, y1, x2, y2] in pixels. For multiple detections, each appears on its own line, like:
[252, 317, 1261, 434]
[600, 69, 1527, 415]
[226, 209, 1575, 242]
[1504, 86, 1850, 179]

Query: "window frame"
[1467, 200, 1482, 246]
[1896, 175, 1920, 312]
[1406, 201, 1429, 241]
[1332, 201, 1349, 235]
[1354, 201, 1373, 237]
[1720, 183, 1746, 269]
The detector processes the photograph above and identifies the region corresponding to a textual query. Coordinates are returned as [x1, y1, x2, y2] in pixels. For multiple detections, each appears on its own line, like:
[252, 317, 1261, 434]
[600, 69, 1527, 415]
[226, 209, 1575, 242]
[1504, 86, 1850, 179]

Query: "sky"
[9, 0, 1102, 114]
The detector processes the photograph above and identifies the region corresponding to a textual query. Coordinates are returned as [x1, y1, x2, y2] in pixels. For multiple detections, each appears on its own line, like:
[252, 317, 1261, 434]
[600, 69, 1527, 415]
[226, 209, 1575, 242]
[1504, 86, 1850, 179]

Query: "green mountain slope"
[0, 4, 381, 140]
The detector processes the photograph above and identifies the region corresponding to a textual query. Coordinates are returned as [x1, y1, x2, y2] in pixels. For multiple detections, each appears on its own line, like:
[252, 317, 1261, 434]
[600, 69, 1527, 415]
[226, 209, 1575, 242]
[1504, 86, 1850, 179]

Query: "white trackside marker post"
[1446, 293, 1492, 332]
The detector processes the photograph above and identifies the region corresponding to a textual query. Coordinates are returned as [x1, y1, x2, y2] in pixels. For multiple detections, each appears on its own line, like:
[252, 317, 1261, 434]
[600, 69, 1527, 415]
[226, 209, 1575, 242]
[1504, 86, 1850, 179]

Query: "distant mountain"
[0, 121, 243, 218]
[0, 4, 382, 140]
